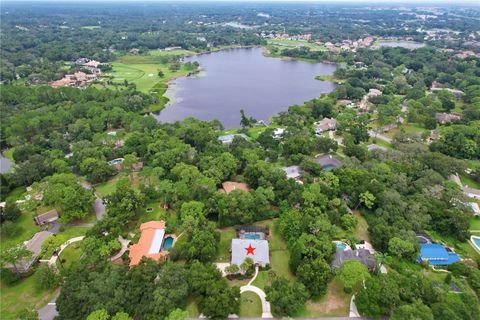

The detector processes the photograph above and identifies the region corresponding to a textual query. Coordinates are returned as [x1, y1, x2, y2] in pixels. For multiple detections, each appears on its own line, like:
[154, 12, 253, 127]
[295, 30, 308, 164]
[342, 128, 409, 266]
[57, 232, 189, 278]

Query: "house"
[315, 154, 343, 171]
[84, 60, 102, 68]
[431, 87, 465, 98]
[331, 248, 376, 271]
[219, 181, 250, 194]
[435, 112, 461, 124]
[416, 243, 460, 266]
[282, 165, 301, 180]
[367, 89, 382, 97]
[465, 202, 480, 216]
[34, 209, 59, 225]
[272, 128, 285, 139]
[129, 221, 172, 267]
[315, 117, 337, 135]
[218, 133, 248, 145]
[7, 231, 53, 272]
[367, 144, 387, 152]
[231, 238, 270, 267]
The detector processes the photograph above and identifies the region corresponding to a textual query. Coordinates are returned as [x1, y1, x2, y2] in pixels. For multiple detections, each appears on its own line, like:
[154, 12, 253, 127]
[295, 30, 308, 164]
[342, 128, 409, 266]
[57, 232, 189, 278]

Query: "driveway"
[93, 197, 106, 220]
[38, 295, 58, 320]
[368, 130, 392, 143]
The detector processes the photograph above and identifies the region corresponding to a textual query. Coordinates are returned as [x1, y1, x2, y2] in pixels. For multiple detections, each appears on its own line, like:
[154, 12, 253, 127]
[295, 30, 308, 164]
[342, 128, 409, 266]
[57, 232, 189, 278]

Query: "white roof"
[148, 229, 165, 254]
[282, 165, 301, 179]
[231, 239, 270, 266]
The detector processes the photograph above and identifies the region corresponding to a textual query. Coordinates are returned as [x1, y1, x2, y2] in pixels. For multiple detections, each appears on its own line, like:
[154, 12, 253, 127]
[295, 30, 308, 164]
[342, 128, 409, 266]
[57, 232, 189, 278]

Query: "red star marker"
[245, 244, 256, 255]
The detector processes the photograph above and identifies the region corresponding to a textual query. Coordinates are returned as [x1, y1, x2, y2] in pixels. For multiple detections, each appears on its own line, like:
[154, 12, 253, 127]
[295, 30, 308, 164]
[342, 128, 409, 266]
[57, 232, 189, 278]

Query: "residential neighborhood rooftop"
[129, 221, 168, 267]
[231, 238, 270, 267]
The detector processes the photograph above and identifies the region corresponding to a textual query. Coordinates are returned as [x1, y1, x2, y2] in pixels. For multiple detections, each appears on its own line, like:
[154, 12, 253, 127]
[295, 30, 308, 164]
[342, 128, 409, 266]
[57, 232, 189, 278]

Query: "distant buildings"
[315, 154, 343, 171]
[282, 165, 302, 181]
[272, 128, 285, 139]
[435, 112, 461, 124]
[219, 181, 250, 194]
[218, 133, 248, 144]
[49, 71, 98, 88]
[315, 117, 337, 135]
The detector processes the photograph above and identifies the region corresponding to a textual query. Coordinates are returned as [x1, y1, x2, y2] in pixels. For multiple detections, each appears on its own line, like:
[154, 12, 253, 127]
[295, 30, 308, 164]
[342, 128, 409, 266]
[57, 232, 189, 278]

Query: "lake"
[377, 41, 425, 49]
[154, 47, 337, 128]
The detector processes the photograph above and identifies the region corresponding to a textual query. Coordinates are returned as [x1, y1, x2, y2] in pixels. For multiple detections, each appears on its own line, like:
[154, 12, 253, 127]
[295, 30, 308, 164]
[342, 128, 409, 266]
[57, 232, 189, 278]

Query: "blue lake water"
[155, 47, 337, 128]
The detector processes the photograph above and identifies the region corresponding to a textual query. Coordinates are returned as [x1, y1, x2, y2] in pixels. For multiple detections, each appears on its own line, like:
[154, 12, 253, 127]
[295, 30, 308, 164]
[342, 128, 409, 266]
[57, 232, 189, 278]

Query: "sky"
[4, 0, 480, 3]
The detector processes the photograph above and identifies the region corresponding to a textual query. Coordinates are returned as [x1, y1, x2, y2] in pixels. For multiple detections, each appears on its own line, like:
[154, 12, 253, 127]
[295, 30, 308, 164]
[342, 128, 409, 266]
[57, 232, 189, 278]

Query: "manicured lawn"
[251, 270, 270, 290]
[4, 186, 25, 202]
[299, 280, 351, 318]
[58, 241, 82, 271]
[0, 273, 57, 319]
[95, 176, 121, 198]
[428, 230, 480, 260]
[239, 291, 262, 317]
[41, 226, 90, 258]
[267, 39, 326, 51]
[383, 123, 428, 138]
[367, 137, 392, 149]
[460, 174, 480, 189]
[353, 211, 370, 242]
[81, 25, 101, 30]
[254, 219, 295, 281]
[217, 227, 236, 262]
[1, 210, 40, 248]
[470, 217, 480, 230]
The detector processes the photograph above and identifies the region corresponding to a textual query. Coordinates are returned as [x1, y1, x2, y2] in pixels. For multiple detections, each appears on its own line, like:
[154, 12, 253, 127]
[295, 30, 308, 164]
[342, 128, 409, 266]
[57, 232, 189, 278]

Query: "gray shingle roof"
[231, 239, 270, 266]
[331, 248, 375, 270]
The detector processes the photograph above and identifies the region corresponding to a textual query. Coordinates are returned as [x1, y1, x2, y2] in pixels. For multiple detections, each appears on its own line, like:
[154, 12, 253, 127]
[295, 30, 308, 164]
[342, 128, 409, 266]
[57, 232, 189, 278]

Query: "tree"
[265, 276, 308, 317]
[35, 264, 60, 290]
[296, 258, 332, 298]
[158, 70, 165, 78]
[153, 263, 189, 318]
[239, 109, 256, 128]
[80, 158, 115, 183]
[355, 274, 400, 318]
[336, 260, 370, 293]
[198, 279, 240, 320]
[391, 300, 433, 320]
[165, 309, 189, 320]
[0, 244, 32, 272]
[87, 309, 110, 320]
[1, 202, 21, 222]
[388, 237, 417, 260]
[16, 308, 39, 320]
[358, 191, 375, 209]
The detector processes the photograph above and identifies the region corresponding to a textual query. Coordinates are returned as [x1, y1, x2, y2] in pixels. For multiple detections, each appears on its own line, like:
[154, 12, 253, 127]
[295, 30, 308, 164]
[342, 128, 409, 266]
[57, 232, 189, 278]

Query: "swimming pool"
[323, 165, 335, 172]
[336, 242, 348, 250]
[108, 158, 124, 165]
[471, 236, 480, 253]
[244, 234, 261, 240]
[162, 236, 174, 251]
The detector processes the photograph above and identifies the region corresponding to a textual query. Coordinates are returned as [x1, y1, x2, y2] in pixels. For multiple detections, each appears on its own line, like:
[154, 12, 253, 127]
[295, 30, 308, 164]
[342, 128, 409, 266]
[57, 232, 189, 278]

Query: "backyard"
[239, 291, 262, 317]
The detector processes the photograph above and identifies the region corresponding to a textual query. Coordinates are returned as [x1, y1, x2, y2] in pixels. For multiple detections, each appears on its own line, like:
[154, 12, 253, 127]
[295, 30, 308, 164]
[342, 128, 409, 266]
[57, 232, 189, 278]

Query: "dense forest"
[1, 2, 480, 320]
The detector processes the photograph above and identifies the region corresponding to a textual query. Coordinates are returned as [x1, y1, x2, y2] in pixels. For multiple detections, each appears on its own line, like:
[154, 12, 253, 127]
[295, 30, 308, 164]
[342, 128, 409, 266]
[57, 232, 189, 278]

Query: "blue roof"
[417, 243, 460, 265]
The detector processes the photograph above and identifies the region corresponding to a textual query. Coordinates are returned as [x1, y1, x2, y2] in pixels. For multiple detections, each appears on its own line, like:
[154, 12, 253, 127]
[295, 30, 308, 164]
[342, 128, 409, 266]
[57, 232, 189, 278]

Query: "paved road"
[368, 130, 392, 143]
[38, 295, 58, 320]
[94, 197, 106, 220]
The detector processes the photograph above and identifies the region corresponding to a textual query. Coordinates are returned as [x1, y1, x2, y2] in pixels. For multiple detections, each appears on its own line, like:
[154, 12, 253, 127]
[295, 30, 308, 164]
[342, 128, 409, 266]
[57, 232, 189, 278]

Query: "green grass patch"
[81, 25, 101, 30]
[58, 241, 82, 271]
[267, 39, 326, 52]
[217, 227, 236, 262]
[4, 186, 25, 202]
[251, 270, 271, 290]
[367, 137, 392, 149]
[239, 291, 262, 317]
[460, 174, 480, 189]
[0, 272, 57, 319]
[383, 123, 428, 139]
[470, 217, 480, 230]
[95, 176, 121, 198]
[299, 280, 351, 318]
[353, 211, 370, 242]
[1, 211, 40, 249]
[186, 298, 200, 317]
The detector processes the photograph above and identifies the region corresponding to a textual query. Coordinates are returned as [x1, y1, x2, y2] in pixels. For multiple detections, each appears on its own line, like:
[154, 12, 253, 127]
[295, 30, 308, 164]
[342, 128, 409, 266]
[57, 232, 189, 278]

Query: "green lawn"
[1, 211, 40, 249]
[353, 211, 370, 242]
[81, 25, 101, 30]
[251, 270, 271, 290]
[299, 280, 351, 318]
[470, 217, 480, 231]
[217, 227, 236, 262]
[4, 186, 25, 202]
[367, 137, 392, 149]
[41, 226, 90, 259]
[186, 298, 200, 317]
[0, 273, 58, 319]
[267, 39, 326, 51]
[460, 174, 480, 189]
[239, 291, 262, 317]
[58, 241, 83, 271]
[95, 176, 121, 198]
[383, 123, 428, 138]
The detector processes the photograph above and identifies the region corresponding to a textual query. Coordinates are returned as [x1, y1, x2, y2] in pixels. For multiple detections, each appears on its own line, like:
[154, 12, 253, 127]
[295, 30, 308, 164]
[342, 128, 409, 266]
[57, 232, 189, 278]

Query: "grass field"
[218, 227, 236, 262]
[105, 50, 197, 112]
[353, 211, 370, 242]
[267, 39, 326, 51]
[240, 291, 262, 317]
[383, 123, 428, 138]
[367, 137, 392, 149]
[299, 280, 351, 318]
[0, 274, 58, 319]
[470, 217, 480, 231]
[2, 211, 40, 249]
[58, 241, 83, 271]
[460, 174, 480, 189]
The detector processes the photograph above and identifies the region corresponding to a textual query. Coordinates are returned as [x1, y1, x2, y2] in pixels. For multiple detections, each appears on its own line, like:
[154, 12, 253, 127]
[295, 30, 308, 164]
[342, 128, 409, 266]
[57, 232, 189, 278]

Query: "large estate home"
[129, 221, 175, 267]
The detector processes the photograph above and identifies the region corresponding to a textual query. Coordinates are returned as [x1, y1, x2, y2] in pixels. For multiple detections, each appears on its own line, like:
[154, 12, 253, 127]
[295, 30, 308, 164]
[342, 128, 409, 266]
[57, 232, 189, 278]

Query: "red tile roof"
[129, 220, 167, 267]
